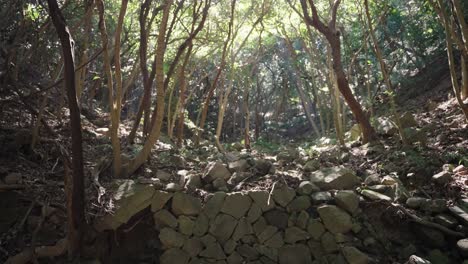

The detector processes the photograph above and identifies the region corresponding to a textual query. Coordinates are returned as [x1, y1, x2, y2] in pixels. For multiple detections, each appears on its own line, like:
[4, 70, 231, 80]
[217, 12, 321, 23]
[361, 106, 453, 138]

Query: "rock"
[406, 255, 431, 264]
[342, 246, 369, 264]
[334, 191, 360, 214]
[4, 173, 21, 184]
[296, 210, 309, 229]
[172, 192, 202, 216]
[253, 217, 267, 236]
[228, 172, 252, 185]
[154, 209, 178, 229]
[200, 234, 217, 246]
[156, 170, 172, 181]
[236, 244, 259, 260]
[221, 192, 252, 219]
[320, 231, 338, 253]
[204, 162, 232, 183]
[200, 242, 227, 260]
[278, 244, 312, 264]
[193, 213, 209, 236]
[432, 171, 452, 184]
[361, 189, 392, 201]
[303, 160, 320, 172]
[307, 219, 325, 240]
[277, 149, 299, 163]
[185, 174, 202, 189]
[151, 191, 173, 212]
[414, 226, 445, 248]
[349, 124, 362, 141]
[178, 215, 195, 236]
[255, 245, 278, 262]
[228, 159, 250, 172]
[400, 112, 418, 128]
[307, 240, 325, 259]
[247, 203, 262, 223]
[287, 196, 311, 212]
[311, 191, 333, 204]
[449, 205, 468, 225]
[434, 214, 458, 228]
[254, 159, 273, 176]
[297, 181, 320, 195]
[94, 180, 155, 231]
[209, 214, 238, 243]
[183, 238, 204, 257]
[271, 184, 296, 207]
[457, 239, 468, 257]
[364, 174, 380, 185]
[258, 225, 278, 243]
[310, 166, 360, 190]
[264, 209, 289, 229]
[213, 178, 228, 191]
[232, 218, 253, 241]
[404, 127, 427, 145]
[159, 227, 186, 248]
[376, 117, 398, 135]
[249, 190, 276, 212]
[406, 197, 427, 209]
[227, 252, 244, 264]
[317, 205, 352, 234]
[264, 231, 284, 248]
[165, 183, 183, 192]
[203, 192, 227, 219]
[224, 239, 237, 254]
[420, 199, 447, 213]
[284, 226, 310, 243]
[160, 248, 190, 264]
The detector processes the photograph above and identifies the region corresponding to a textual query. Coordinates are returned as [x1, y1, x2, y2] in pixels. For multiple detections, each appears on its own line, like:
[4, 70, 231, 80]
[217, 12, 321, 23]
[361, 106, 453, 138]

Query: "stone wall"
[148, 183, 369, 264]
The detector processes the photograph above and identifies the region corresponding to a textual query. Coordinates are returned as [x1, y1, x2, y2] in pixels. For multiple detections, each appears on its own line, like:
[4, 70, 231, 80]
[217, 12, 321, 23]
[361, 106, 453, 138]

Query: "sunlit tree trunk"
[125, 0, 173, 176]
[47, 0, 85, 256]
[300, 0, 376, 143]
[195, 0, 236, 146]
[75, 0, 94, 100]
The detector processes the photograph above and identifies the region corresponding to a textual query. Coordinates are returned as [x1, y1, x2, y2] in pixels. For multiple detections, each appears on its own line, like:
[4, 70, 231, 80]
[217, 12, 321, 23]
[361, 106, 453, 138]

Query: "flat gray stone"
[297, 181, 320, 195]
[178, 215, 195, 236]
[264, 231, 284, 248]
[249, 190, 276, 212]
[236, 244, 259, 261]
[172, 192, 202, 216]
[307, 218, 325, 240]
[321, 232, 338, 253]
[154, 209, 178, 229]
[232, 217, 253, 241]
[200, 242, 226, 260]
[310, 166, 360, 190]
[151, 191, 173, 212]
[203, 192, 227, 219]
[264, 209, 289, 229]
[272, 184, 296, 207]
[160, 248, 190, 264]
[317, 205, 352, 234]
[159, 227, 186, 248]
[209, 214, 238, 243]
[193, 213, 209, 236]
[287, 196, 311, 212]
[335, 190, 360, 214]
[204, 162, 231, 183]
[258, 225, 278, 243]
[183, 238, 204, 257]
[284, 226, 310, 243]
[221, 192, 252, 219]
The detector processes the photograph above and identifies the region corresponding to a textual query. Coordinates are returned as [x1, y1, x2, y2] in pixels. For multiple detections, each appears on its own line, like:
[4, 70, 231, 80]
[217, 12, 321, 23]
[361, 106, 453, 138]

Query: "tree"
[46, 0, 85, 257]
[299, 0, 377, 143]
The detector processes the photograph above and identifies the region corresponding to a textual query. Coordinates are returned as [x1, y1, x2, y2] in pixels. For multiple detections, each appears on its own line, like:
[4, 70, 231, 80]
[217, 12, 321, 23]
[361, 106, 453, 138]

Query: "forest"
[1, 0, 468, 263]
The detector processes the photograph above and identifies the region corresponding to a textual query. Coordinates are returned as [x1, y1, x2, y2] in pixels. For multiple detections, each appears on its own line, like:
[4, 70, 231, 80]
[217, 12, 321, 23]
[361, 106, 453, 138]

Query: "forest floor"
[1, 73, 468, 264]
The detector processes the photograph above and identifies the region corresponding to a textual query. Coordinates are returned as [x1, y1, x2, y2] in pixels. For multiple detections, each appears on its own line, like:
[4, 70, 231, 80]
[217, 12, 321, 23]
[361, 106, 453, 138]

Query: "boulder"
[264, 231, 284, 248]
[172, 192, 202, 216]
[160, 248, 190, 264]
[203, 192, 227, 219]
[209, 214, 238, 243]
[183, 238, 204, 257]
[249, 190, 276, 212]
[236, 244, 259, 261]
[297, 181, 320, 195]
[203, 162, 231, 183]
[334, 191, 360, 214]
[296, 210, 309, 229]
[165, 183, 183, 192]
[278, 244, 312, 264]
[185, 174, 202, 189]
[284, 226, 310, 243]
[224, 239, 237, 254]
[307, 219, 325, 240]
[159, 227, 186, 248]
[277, 149, 299, 163]
[311, 191, 333, 204]
[432, 171, 452, 185]
[317, 205, 353, 234]
[156, 170, 172, 181]
[213, 178, 228, 191]
[405, 255, 431, 264]
[349, 124, 362, 141]
[303, 160, 320, 172]
[232, 218, 253, 241]
[264, 209, 289, 230]
[457, 238, 468, 257]
[271, 184, 296, 207]
[228, 159, 250, 172]
[200, 243, 226, 260]
[310, 166, 360, 190]
[221, 192, 252, 219]
[94, 180, 155, 231]
[321, 231, 338, 253]
[151, 191, 173, 212]
[254, 159, 273, 176]
[287, 196, 311, 212]
[154, 209, 178, 229]
[193, 213, 209, 236]
[342, 246, 369, 264]
[258, 225, 278, 243]
[178, 215, 195, 236]
[227, 252, 244, 264]
[247, 203, 262, 223]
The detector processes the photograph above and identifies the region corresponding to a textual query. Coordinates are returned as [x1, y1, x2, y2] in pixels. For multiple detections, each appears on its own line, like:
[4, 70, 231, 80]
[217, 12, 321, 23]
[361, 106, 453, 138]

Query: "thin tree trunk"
[47, 0, 85, 257]
[75, 0, 94, 100]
